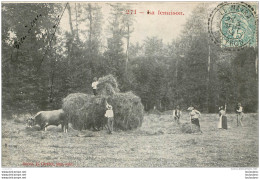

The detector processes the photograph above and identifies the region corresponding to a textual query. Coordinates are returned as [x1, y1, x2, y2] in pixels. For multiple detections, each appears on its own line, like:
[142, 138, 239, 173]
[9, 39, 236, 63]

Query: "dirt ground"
[2, 113, 258, 167]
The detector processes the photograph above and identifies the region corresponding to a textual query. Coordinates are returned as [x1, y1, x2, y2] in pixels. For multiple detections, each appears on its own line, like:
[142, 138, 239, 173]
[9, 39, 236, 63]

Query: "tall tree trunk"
[67, 3, 75, 91]
[75, 3, 79, 39]
[126, 23, 130, 73]
[67, 4, 74, 36]
[67, 3, 75, 61]
[206, 44, 211, 112]
[175, 58, 178, 105]
[67, 3, 74, 68]
[88, 4, 93, 53]
[49, 37, 56, 106]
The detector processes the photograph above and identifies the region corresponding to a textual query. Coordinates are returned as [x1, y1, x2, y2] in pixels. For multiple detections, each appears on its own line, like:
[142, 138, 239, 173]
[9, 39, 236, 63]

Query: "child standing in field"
[188, 106, 202, 133]
[92, 77, 99, 96]
[105, 102, 114, 134]
[236, 103, 244, 127]
[173, 105, 181, 124]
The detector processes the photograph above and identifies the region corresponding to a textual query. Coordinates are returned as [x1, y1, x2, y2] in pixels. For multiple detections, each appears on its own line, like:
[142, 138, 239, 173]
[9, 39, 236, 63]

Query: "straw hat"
[187, 107, 194, 110]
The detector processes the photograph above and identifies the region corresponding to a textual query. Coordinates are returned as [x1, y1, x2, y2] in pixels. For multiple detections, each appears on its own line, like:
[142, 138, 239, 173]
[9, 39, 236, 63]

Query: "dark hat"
[107, 104, 112, 109]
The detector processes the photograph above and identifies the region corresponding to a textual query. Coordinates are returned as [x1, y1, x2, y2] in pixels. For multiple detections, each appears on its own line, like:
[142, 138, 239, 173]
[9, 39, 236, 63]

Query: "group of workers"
[172, 103, 244, 132]
[92, 77, 245, 134]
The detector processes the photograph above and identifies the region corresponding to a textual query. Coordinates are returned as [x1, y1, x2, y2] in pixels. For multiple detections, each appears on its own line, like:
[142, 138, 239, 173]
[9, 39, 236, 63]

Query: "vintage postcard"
[1, 1, 259, 177]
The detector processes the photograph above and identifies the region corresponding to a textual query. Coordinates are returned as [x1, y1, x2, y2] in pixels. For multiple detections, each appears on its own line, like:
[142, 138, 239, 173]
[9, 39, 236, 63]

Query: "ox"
[26, 118, 34, 128]
[29, 109, 68, 133]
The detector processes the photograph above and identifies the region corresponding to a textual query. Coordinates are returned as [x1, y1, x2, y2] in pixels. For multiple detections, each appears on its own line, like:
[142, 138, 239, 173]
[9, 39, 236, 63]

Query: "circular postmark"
[208, 2, 257, 50]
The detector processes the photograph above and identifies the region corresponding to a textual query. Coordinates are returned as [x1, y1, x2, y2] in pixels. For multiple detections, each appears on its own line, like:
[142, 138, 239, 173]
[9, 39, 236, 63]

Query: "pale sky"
[59, 2, 200, 45]
[124, 2, 197, 44]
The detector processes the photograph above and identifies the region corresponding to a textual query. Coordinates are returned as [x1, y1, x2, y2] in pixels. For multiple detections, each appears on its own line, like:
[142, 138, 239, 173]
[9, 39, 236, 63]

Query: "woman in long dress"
[218, 107, 222, 129]
[218, 106, 227, 129]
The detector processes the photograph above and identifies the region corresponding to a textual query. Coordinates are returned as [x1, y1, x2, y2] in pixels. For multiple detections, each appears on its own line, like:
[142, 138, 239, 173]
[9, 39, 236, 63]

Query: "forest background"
[2, 3, 258, 118]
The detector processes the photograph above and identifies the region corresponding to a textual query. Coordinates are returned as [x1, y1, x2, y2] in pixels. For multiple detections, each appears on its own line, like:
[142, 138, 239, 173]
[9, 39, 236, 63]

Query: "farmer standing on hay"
[218, 105, 228, 129]
[173, 105, 181, 124]
[188, 106, 203, 133]
[105, 102, 114, 134]
[236, 103, 244, 127]
[92, 77, 99, 96]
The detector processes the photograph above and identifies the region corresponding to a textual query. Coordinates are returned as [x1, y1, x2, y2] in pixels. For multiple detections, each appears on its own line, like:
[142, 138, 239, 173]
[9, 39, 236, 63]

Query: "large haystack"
[62, 93, 108, 130]
[62, 75, 144, 131]
[86, 96, 107, 130]
[108, 92, 144, 130]
[62, 93, 92, 130]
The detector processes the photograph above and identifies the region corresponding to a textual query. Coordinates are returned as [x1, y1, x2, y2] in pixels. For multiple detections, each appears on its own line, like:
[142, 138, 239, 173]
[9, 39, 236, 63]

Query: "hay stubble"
[2, 113, 258, 167]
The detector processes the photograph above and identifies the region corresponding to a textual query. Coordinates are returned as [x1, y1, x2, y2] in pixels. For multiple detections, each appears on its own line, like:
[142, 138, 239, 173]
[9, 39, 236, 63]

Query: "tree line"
[2, 3, 258, 118]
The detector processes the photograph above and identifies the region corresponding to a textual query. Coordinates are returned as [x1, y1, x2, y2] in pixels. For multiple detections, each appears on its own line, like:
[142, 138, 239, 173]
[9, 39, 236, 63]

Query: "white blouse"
[190, 109, 201, 119]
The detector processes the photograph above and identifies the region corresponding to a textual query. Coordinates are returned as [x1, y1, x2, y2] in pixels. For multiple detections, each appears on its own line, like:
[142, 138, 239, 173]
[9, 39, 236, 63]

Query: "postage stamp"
[208, 2, 257, 50]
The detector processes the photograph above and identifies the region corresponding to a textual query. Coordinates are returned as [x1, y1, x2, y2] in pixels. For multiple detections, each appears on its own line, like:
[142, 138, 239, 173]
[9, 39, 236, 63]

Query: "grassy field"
[2, 112, 258, 167]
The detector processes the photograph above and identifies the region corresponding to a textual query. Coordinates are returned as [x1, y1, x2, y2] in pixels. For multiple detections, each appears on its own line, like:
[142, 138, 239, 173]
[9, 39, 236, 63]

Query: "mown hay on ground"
[13, 113, 32, 124]
[181, 122, 201, 133]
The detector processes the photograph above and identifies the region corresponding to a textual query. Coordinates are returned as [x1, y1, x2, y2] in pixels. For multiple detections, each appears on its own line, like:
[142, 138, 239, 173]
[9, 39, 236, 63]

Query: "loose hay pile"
[86, 96, 107, 130]
[62, 93, 92, 130]
[181, 122, 201, 133]
[97, 74, 120, 96]
[62, 75, 144, 131]
[97, 83, 117, 96]
[108, 92, 144, 130]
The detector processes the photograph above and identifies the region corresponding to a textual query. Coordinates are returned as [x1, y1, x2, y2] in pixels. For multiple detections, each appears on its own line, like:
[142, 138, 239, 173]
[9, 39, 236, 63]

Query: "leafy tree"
[2, 3, 63, 116]
[104, 4, 130, 91]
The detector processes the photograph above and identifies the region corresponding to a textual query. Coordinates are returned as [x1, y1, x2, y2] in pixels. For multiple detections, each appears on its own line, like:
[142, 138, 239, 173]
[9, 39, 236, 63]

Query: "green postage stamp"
[209, 2, 257, 49]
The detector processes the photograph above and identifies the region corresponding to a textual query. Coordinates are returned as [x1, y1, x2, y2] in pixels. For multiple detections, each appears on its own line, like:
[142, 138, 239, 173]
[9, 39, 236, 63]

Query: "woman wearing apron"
[218, 106, 227, 129]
